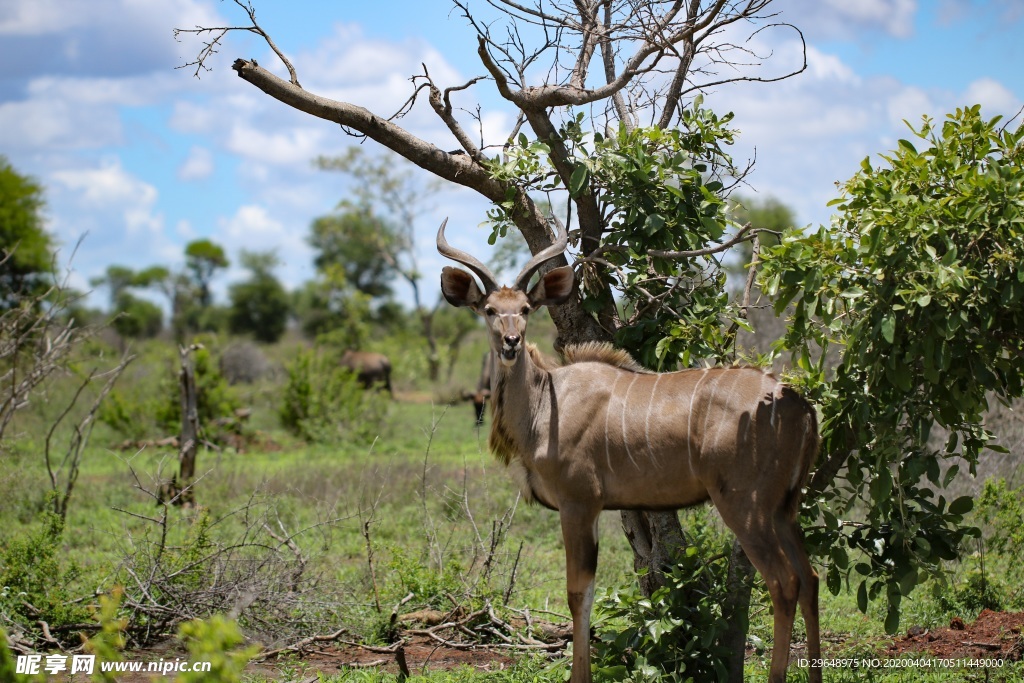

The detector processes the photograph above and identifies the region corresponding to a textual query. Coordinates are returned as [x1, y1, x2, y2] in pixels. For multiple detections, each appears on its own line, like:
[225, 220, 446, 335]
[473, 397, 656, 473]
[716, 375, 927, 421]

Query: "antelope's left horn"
[436, 218, 499, 293]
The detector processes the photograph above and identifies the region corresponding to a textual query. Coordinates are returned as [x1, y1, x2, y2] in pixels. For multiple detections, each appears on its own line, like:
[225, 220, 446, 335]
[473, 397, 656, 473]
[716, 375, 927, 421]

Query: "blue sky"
[2, 0, 1022, 311]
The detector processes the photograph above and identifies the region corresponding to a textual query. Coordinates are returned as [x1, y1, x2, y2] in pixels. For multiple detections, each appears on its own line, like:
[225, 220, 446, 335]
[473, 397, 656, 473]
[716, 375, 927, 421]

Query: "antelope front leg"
[560, 503, 601, 683]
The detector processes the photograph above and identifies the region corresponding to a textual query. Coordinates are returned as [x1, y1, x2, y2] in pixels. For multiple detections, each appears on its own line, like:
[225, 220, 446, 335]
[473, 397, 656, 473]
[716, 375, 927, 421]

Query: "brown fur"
[488, 344, 554, 467]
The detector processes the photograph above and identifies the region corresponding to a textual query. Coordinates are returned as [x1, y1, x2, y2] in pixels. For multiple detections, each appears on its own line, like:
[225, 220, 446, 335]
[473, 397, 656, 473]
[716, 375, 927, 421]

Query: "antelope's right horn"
[513, 217, 569, 291]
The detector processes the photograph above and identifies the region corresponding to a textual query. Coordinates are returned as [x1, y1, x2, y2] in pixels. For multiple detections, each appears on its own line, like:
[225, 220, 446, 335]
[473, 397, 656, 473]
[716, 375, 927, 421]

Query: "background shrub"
[279, 346, 390, 444]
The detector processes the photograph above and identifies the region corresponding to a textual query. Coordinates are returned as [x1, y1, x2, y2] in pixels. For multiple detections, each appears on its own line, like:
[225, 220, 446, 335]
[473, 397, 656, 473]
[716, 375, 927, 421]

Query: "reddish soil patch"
[282, 634, 518, 677]
[55, 636, 520, 683]
[66, 612, 1024, 681]
[887, 610, 1024, 661]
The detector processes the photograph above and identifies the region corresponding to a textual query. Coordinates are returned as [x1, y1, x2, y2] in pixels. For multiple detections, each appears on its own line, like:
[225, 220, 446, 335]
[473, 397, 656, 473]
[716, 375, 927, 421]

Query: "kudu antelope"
[437, 219, 821, 683]
[462, 351, 495, 425]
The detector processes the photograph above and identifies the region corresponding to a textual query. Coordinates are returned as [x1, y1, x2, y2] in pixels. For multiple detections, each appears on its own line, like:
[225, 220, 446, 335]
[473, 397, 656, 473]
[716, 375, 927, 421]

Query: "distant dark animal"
[462, 351, 495, 425]
[340, 350, 393, 396]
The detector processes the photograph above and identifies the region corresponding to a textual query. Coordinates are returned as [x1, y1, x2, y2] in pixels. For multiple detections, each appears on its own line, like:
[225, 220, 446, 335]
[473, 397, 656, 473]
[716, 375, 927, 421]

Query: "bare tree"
[177, 0, 806, 624]
[1, 251, 135, 520]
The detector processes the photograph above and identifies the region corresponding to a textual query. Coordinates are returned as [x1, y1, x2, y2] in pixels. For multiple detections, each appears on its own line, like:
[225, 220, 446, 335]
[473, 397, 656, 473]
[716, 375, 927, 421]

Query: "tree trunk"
[619, 510, 686, 595]
[722, 539, 757, 683]
[419, 309, 440, 382]
[176, 344, 200, 508]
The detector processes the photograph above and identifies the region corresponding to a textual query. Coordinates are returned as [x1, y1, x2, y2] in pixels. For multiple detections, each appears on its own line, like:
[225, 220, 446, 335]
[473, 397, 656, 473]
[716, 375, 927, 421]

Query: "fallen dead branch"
[256, 628, 352, 660]
[256, 598, 569, 667]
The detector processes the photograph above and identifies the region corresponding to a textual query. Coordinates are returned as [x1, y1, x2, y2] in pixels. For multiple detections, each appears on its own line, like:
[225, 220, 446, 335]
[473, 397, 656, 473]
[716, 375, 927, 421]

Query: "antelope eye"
[484, 307, 496, 317]
[521, 306, 530, 316]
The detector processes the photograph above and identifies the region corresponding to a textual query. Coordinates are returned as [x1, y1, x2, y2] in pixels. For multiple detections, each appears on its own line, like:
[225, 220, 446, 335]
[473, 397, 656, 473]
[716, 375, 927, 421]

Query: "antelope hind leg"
[780, 519, 821, 683]
[712, 494, 801, 683]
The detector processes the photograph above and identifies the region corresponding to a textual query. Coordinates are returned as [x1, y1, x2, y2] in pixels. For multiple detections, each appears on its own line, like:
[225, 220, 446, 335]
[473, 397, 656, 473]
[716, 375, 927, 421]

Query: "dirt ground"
[252, 610, 1024, 679]
[273, 634, 519, 678]
[60, 610, 1024, 681]
[886, 609, 1024, 661]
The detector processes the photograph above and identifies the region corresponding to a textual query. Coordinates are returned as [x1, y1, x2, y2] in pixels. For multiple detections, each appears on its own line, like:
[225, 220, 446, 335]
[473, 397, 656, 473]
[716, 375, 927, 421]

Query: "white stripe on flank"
[687, 369, 712, 461]
[644, 374, 662, 464]
[792, 420, 810, 490]
[770, 391, 777, 428]
[754, 373, 778, 428]
[712, 372, 744, 451]
[700, 372, 725, 452]
[621, 374, 641, 470]
[604, 374, 622, 472]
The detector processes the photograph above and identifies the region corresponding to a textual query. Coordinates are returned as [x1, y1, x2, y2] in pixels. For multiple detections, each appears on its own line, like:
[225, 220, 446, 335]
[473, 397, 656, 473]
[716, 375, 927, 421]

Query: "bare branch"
[174, 0, 301, 86]
[422, 65, 487, 160]
[231, 59, 510, 203]
[647, 221, 756, 258]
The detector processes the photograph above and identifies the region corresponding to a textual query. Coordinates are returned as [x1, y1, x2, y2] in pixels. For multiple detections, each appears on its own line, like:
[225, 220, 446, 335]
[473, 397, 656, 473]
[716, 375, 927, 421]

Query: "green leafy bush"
[977, 477, 1024, 558]
[385, 546, 464, 611]
[761, 105, 1024, 631]
[100, 340, 241, 442]
[0, 629, 45, 682]
[0, 508, 89, 630]
[934, 567, 1006, 616]
[975, 477, 1024, 609]
[175, 615, 259, 683]
[591, 515, 733, 683]
[280, 346, 389, 444]
[83, 588, 128, 683]
[161, 343, 241, 433]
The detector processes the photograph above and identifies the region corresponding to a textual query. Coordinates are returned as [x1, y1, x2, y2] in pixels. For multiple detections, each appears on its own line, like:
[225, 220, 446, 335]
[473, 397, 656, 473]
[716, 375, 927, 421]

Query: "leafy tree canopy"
[309, 209, 397, 300]
[184, 238, 229, 308]
[761, 105, 1024, 631]
[228, 250, 290, 344]
[0, 156, 54, 307]
[112, 292, 163, 340]
[488, 108, 747, 370]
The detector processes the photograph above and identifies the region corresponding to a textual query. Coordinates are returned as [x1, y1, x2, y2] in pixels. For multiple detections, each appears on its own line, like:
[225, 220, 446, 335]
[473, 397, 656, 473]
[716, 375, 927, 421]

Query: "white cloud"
[805, 46, 860, 85]
[885, 85, 935, 127]
[0, 98, 120, 150]
[0, 0, 224, 75]
[221, 205, 284, 241]
[225, 123, 330, 166]
[215, 204, 315, 292]
[178, 146, 214, 181]
[963, 77, 1020, 114]
[797, 0, 918, 40]
[51, 159, 162, 234]
[0, 1, 88, 35]
[169, 99, 223, 135]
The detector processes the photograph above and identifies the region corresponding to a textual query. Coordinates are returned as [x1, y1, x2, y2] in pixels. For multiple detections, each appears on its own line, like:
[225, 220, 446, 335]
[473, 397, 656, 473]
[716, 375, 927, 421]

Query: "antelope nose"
[503, 334, 520, 348]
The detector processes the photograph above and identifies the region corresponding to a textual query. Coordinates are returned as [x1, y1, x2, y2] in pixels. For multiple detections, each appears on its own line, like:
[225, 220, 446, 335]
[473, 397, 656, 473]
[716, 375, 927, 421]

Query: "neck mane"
[559, 341, 651, 373]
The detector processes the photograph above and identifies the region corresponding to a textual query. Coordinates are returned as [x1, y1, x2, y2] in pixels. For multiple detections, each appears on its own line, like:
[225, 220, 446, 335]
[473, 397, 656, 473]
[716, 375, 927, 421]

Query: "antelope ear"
[527, 266, 574, 308]
[441, 267, 485, 310]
